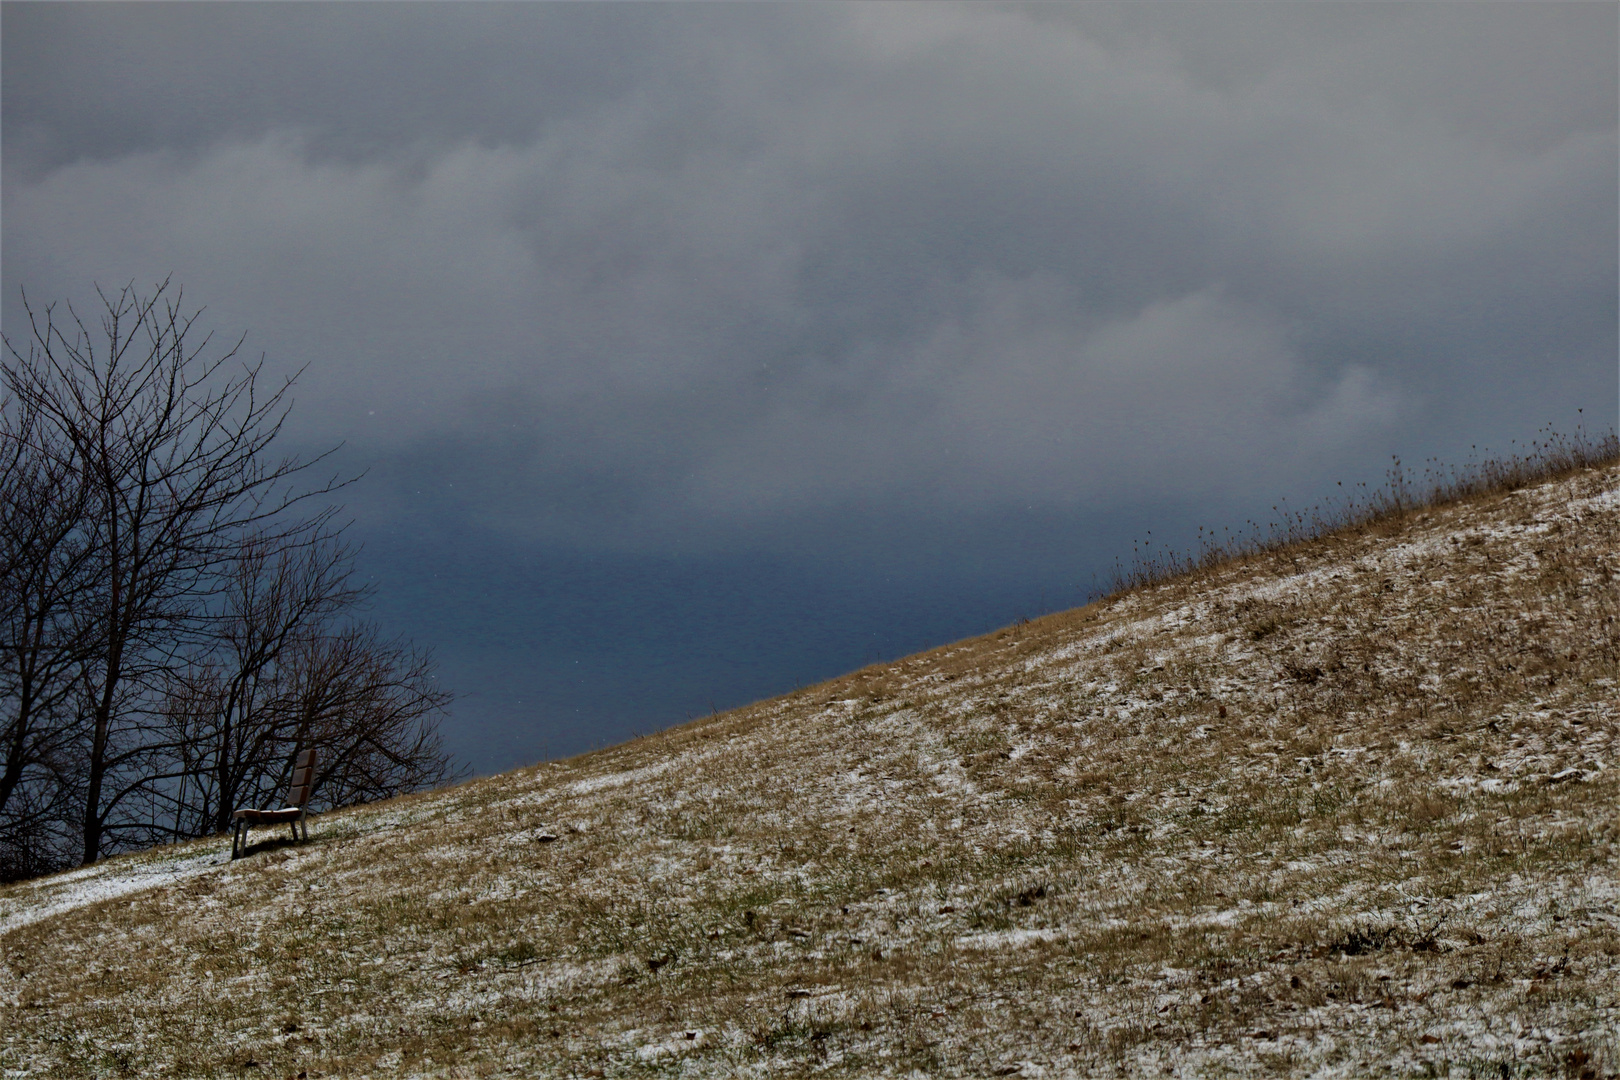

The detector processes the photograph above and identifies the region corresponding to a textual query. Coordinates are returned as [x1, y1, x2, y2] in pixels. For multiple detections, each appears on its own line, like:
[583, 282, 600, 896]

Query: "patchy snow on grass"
[0, 841, 227, 935]
[3, 461, 1617, 1078]
[567, 757, 677, 795]
[955, 928, 1059, 950]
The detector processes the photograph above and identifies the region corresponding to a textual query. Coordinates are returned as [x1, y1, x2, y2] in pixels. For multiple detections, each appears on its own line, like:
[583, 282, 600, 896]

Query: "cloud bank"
[5, 3, 1614, 554]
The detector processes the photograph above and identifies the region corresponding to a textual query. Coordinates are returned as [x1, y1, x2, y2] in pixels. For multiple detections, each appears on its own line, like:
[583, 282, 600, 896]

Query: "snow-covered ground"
[0, 842, 227, 936]
[4, 461, 1617, 1079]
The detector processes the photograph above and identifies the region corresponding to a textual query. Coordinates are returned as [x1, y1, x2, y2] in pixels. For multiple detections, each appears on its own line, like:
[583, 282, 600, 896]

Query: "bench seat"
[230, 748, 317, 859]
[232, 806, 307, 825]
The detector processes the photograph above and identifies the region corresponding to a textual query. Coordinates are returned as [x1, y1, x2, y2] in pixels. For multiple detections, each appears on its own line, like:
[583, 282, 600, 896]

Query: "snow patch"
[956, 927, 1057, 950]
[0, 844, 226, 935]
[568, 758, 676, 795]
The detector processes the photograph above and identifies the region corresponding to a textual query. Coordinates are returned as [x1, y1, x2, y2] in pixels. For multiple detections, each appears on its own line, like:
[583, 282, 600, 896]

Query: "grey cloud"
[1, 3, 671, 172]
[1026, 2, 1617, 155]
[4, 2, 1613, 555]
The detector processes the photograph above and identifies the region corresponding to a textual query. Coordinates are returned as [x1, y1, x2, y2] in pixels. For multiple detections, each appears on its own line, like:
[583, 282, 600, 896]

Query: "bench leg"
[230, 821, 242, 860]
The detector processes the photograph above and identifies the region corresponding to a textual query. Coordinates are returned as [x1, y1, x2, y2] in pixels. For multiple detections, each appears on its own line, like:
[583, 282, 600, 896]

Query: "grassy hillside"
[3, 460, 1618, 1079]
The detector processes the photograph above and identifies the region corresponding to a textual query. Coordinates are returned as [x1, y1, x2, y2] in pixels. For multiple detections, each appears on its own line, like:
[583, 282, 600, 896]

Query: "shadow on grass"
[230, 833, 317, 861]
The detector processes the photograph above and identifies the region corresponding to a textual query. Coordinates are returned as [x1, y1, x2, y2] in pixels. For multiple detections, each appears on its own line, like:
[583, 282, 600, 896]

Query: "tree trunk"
[80, 643, 121, 865]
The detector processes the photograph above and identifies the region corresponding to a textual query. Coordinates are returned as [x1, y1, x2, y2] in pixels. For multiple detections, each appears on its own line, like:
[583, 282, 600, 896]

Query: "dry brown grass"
[1106, 423, 1618, 598]
[2, 460, 1618, 1078]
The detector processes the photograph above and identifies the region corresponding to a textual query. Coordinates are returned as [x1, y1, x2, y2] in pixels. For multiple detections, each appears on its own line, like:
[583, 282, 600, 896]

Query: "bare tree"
[0, 373, 98, 876]
[151, 531, 374, 839]
[289, 623, 456, 809]
[5, 280, 348, 863]
[4, 278, 456, 867]
[152, 554, 457, 843]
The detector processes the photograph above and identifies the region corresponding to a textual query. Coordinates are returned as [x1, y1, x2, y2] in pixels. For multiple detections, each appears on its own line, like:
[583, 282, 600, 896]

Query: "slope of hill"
[3, 461, 1618, 1079]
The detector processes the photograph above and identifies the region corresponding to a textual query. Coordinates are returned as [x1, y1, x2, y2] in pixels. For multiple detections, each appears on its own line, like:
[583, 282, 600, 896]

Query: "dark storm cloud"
[1, 3, 666, 171]
[5, 2, 1615, 553]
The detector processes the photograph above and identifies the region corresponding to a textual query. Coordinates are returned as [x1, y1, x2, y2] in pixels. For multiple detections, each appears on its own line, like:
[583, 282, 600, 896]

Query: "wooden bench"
[230, 748, 317, 860]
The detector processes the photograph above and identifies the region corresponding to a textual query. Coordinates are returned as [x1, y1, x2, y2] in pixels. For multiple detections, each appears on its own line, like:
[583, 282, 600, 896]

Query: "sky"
[4, 2, 1616, 774]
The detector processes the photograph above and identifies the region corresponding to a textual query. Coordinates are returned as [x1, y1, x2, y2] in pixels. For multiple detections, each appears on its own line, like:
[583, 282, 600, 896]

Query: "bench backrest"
[288, 748, 317, 810]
